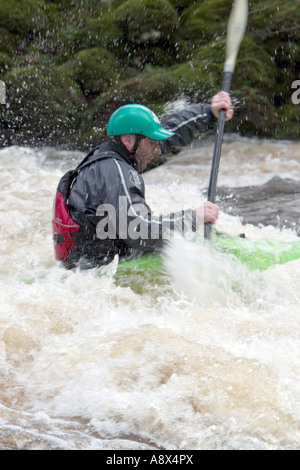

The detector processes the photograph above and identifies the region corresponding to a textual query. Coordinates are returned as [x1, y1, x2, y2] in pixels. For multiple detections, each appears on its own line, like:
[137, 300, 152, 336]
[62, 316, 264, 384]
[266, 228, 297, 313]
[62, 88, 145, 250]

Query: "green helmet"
[107, 104, 174, 140]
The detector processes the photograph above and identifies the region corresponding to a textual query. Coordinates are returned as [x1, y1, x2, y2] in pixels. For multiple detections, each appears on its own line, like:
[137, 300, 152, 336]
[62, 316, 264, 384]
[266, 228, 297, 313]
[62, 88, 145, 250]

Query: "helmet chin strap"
[130, 134, 145, 155]
[130, 135, 147, 172]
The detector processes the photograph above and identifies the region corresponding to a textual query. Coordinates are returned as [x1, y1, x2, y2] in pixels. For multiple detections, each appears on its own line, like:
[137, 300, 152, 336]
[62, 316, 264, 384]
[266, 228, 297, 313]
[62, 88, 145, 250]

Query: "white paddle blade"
[224, 0, 248, 73]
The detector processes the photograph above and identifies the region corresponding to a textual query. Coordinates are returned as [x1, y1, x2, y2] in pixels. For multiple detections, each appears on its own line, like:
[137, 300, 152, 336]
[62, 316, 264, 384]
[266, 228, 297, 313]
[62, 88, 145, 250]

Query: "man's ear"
[120, 134, 136, 152]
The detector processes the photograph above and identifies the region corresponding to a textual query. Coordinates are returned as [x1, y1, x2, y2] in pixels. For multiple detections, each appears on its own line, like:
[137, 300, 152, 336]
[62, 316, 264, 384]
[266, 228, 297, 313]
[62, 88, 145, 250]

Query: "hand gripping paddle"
[204, 0, 248, 239]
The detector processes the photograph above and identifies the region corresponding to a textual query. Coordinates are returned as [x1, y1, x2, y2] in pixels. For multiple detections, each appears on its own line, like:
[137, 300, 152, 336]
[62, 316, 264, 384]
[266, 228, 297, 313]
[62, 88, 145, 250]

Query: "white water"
[1, 137, 300, 450]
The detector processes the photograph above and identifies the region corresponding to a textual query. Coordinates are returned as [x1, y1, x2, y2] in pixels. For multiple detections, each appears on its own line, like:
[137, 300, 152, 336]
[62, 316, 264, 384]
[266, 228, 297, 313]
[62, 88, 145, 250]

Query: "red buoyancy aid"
[52, 190, 80, 261]
[52, 149, 116, 262]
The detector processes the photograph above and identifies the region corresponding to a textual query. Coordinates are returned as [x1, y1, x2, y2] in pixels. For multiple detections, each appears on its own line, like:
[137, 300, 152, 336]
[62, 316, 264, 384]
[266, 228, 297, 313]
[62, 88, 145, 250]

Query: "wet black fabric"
[160, 103, 214, 154]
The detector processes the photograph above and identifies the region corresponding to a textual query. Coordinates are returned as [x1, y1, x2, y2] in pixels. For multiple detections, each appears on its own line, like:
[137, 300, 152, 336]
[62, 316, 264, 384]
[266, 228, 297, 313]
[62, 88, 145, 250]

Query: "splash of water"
[163, 236, 263, 308]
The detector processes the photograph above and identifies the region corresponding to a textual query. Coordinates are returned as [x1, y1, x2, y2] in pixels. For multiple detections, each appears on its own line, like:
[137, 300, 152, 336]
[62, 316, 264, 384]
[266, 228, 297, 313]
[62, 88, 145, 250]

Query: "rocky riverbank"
[0, 0, 299, 150]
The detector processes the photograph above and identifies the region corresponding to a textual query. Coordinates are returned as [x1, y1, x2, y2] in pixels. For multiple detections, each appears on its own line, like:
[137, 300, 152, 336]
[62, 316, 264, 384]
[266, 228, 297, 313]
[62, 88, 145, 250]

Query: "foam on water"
[1, 141, 300, 450]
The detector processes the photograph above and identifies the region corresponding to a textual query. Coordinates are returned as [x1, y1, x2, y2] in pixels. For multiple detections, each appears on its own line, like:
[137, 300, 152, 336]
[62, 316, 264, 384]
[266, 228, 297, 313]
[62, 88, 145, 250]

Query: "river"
[1, 136, 300, 450]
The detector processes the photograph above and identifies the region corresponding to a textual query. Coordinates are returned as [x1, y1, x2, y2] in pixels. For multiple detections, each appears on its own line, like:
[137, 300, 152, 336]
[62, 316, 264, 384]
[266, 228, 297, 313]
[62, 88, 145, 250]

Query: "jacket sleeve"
[159, 103, 215, 155]
[95, 159, 197, 252]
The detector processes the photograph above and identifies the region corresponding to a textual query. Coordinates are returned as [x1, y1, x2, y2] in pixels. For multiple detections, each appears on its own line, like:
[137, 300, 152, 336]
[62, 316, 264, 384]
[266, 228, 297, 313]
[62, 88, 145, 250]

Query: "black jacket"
[64, 103, 214, 269]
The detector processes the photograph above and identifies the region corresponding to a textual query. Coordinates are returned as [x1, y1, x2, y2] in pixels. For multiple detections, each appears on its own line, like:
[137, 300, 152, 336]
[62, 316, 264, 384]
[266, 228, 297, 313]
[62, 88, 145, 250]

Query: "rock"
[217, 176, 300, 233]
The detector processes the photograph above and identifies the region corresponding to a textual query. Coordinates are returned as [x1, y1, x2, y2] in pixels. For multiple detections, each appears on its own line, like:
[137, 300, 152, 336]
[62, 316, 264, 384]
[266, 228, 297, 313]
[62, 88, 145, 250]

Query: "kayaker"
[52, 92, 233, 270]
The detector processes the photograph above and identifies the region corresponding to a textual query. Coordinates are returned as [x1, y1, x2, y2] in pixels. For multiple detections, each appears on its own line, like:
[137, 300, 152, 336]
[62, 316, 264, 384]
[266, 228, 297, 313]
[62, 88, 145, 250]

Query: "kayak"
[117, 232, 300, 273]
[214, 233, 300, 270]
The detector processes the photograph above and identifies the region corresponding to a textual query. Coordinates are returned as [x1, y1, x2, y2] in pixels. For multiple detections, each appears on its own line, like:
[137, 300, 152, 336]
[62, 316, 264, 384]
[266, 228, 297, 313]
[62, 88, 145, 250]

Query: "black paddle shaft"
[204, 71, 232, 239]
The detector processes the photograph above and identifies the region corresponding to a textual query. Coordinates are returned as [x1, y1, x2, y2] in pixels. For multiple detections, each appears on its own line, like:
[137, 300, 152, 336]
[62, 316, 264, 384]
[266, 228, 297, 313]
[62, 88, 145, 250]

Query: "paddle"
[204, 0, 248, 239]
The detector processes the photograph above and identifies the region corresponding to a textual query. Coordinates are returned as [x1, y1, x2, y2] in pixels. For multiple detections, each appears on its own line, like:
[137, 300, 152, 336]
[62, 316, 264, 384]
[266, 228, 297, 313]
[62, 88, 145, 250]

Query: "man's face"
[135, 137, 161, 172]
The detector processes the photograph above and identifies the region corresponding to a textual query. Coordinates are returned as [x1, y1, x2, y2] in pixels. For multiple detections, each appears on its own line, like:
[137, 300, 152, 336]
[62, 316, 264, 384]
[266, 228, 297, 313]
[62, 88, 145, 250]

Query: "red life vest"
[52, 190, 80, 261]
[52, 149, 115, 262]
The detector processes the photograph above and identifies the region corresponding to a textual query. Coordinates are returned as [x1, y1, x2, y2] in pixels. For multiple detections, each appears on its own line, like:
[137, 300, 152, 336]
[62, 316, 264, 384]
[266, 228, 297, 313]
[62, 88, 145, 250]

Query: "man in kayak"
[52, 92, 233, 269]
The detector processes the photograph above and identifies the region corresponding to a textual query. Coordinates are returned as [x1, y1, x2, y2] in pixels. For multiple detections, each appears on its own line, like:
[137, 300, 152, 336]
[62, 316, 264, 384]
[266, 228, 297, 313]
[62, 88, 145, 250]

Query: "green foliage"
[0, 0, 299, 148]
[0, 29, 17, 55]
[249, 0, 300, 41]
[0, 65, 88, 147]
[0, 53, 13, 75]
[114, 0, 179, 42]
[179, 0, 233, 45]
[70, 47, 122, 95]
[0, 0, 59, 34]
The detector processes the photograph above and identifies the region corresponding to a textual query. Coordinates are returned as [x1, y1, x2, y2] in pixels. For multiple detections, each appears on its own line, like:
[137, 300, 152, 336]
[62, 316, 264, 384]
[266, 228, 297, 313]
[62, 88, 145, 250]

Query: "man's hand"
[211, 91, 233, 121]
[195, 201, 219, 225]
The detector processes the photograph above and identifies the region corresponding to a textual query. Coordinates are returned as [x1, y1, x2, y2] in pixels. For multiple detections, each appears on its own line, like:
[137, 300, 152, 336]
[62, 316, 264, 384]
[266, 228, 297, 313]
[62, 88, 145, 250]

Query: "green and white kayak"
[117, 232, 300, 273]
[214, 234, 300, 270]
